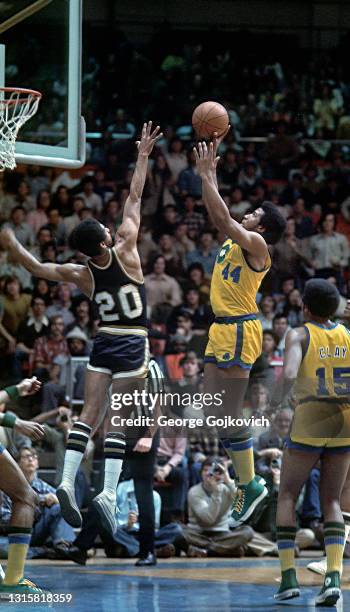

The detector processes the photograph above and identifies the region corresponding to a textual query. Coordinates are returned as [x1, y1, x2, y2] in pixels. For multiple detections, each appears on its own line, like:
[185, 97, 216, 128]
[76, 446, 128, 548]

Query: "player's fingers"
[142, 123, 147, 138]
[147, 120, 153, 136]
[136, 141, 140, 149]
[193, 146, 199, 162]
[151, 125, 160, 136]
[198, 141, 203, 158]
[154, 131, 163, 142]
[202, 141, 208, 156]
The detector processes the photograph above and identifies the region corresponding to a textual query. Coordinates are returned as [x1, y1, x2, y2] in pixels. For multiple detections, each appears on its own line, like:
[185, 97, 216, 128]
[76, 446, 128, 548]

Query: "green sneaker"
[315, 571, 341, 607]
[231, 477, 268, 525]
[274, 568, 300, 601]
[0, 577, 47, 600]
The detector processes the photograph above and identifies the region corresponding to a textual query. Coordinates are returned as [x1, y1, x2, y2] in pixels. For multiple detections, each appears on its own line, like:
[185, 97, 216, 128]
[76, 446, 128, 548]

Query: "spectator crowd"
[0, 37, 350, 563]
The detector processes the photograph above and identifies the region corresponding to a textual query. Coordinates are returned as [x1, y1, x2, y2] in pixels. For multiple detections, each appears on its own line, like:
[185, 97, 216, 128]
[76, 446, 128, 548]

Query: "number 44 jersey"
[87, 247, 147, 333]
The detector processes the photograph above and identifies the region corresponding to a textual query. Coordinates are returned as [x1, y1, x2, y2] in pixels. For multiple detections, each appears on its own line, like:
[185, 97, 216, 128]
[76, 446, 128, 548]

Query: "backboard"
[0, 0, 85, 168]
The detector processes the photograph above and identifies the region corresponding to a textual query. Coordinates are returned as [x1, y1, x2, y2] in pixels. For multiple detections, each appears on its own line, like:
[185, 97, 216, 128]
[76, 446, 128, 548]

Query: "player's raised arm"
[0, 228, 88, 290]
[194, 141, 268, 258]
[118, 121, 163, 245]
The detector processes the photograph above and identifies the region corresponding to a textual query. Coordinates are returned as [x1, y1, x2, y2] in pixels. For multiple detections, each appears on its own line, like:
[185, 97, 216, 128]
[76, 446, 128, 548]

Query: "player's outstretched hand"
[213, 125, 231, 156]
[14, 418, 45, 441]
[193, 140, 219, 178]
[136, 121, 163, 157]
[0, 227, 16, 251]
[17, 376, 42, 397]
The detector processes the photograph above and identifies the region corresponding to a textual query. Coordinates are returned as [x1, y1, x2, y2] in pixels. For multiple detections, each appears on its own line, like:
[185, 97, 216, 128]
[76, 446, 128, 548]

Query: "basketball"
[192, 101, 229, 139]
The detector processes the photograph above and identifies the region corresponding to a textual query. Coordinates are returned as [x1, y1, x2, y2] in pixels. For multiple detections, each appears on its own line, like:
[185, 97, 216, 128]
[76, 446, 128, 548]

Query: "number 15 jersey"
[87, 247, 147, 334]
[210, 239, 271, 316]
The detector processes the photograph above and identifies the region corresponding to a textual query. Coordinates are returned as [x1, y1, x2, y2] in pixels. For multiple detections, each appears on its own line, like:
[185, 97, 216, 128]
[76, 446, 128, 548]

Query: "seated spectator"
[185, 263, 210, 305]
[229, 187, 251, 220]
[283, 288, 304, 328]
[100, 198, 123, 234]
[257, 295, 276, 330]
[143, 154, 175, 218]
[137, 224, 157, 268]
[178, 149, 202, 198]
[272, 314, 290, 356]
[144, 255, 182, 310]
[182, 195, 206, 240]
[77, 177, 103, 214]
[244, 382, 271, 440]
[1, 276, 31, 341]
[63, 196, 85, 236]
[292, 197, 315, 238]
[32, 278, 53, 304]
[14, 296, 49, 379]
[52, 185, 71, 217]
[165, 137, 187, 181]
[273, 216, 312, 280]
[153, 204, 180, 239]
[1, 180, 35, 218]
[186, 231, 218, 277]
[66, 295, 98, 340]
[169, 287, 213, 333]
[32, 315, 69, 378]
[280, 174, 310, 208]
[3, 206, 34, 248]
[256, 408, 293, 477]
[44, 208, 67, 248]
[265, 122, 299, 179]
[217, 148, 239, 191]
[46, 283, 75, 328]
[173, 223, 196, 264]
[31, 226, 54, 262]
[174, 459, 276, 557]
[157, 233, 184, 277]
[26, 190, 51, 234]
[308, 213, 349, 286]
[275, 276, 296, 313]
[237, 160, 261, 194]
[0, 447, 75, 559]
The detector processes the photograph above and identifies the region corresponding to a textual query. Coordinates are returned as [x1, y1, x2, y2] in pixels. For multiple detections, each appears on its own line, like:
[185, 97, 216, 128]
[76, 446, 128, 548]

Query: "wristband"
[3, 385, 20, 401]
[1, 412, 17, 428]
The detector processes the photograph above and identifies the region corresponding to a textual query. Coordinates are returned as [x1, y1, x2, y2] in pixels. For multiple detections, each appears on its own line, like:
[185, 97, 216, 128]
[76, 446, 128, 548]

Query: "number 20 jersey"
[87, 247, 147, 333]
[210, 239, 271, 316]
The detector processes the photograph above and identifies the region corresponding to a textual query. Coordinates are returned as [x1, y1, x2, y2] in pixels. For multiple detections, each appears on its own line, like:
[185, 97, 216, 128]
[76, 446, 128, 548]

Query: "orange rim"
[0, 86, 42, 107]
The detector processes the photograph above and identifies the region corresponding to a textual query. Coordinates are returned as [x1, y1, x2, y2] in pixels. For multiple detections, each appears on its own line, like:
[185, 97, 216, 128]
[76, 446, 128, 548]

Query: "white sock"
[102, 457, 123, 501]
[60, 421, 91, 490]
[345, 523, 350, 542]
[101, 433, 126, 502]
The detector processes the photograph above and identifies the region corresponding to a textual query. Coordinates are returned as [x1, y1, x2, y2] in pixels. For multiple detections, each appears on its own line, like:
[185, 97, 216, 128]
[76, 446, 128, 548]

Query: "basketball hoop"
[0, 87, 42, 171]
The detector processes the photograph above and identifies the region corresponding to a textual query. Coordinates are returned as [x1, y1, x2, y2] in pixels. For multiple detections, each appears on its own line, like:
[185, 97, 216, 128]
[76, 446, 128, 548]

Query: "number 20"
[95, 284, 142, 322]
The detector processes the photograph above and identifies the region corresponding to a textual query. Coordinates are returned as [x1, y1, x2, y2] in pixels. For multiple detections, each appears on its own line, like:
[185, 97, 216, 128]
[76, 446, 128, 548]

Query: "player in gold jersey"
[194, 137, 286, 525]
[273, 280, 350, 606]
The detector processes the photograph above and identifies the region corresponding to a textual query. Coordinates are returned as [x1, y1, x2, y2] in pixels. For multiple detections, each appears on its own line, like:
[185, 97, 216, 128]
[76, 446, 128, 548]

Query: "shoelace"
[20, 578, 42, 592]
[233, 488, 245, 514]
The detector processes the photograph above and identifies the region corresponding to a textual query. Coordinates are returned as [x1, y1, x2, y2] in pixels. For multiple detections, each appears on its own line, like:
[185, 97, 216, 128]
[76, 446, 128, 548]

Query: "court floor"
[4, 557, 350, 611]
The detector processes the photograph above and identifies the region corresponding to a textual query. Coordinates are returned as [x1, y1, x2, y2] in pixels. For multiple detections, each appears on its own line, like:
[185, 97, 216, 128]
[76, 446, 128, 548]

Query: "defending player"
[194, 137, 286, 525]
[0, 377, 46, 597]
[0, 121, 162, 537]
[273, 280, 350, 606]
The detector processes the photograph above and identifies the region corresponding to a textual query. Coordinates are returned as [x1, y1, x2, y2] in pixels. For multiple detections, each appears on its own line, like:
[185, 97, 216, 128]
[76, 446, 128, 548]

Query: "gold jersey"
[210, 240, 271, 317]
[294, 322, 350, 404]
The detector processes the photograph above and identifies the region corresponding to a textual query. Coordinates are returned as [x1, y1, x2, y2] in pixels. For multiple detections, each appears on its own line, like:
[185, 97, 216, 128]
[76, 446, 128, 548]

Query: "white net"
[0, 87, 41, 171]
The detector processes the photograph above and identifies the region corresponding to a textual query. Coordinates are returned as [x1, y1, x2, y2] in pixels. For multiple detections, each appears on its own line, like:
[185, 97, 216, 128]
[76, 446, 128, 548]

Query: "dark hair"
[3, 275, 21, 294]
[263, 329, 280, 346]
[69, 219, 106, 257]
[188, 262, 205, 276]
[303, 279, 340, 318]
[259, 201, 286, 245]
[201, 457, 225, 472]
[319, 212, 337, 232]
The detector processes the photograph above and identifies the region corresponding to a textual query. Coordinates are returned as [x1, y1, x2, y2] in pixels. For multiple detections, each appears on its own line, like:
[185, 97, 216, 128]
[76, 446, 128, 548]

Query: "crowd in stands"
[1, 35, 350, 561]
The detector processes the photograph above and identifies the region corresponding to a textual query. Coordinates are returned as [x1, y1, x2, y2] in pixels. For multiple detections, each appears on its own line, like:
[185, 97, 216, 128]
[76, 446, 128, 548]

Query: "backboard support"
[0, 0, 85, 168]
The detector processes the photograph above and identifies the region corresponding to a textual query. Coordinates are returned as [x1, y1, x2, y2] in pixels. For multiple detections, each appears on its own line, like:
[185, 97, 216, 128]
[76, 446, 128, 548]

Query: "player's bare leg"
[308, 464, 350, 576]
[204, 363, 267, 524]
[57, 369, 111, 527]
[275, 447, 320, 600]
[92, 376, 146, 535]
[0, 448, 43, 597]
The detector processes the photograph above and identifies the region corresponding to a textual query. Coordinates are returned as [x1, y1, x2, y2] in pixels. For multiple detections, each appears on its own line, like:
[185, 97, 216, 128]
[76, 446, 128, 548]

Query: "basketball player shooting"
[0, 121, 162, 537]
[194, 136, 286, 525]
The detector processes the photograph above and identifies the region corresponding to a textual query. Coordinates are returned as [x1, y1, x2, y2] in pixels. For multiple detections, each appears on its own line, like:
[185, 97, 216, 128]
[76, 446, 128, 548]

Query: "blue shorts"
[87, 332, 149, 379]
[286, 437, 350, 455]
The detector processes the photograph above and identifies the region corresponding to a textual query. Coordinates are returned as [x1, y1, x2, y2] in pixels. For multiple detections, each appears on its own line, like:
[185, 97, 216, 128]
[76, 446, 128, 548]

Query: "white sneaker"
[57, 485, 82, 528]
[92, 493, 117, 536]
[307, 558, 343, 577]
